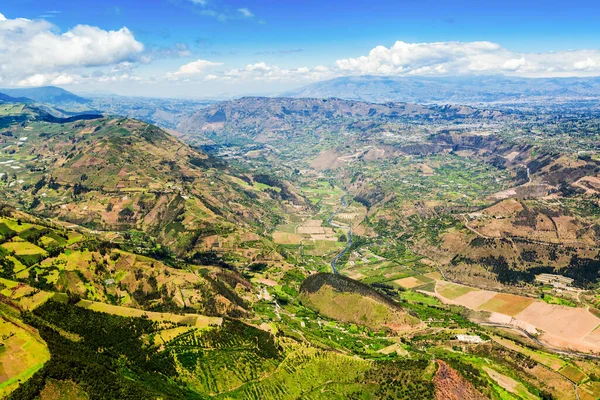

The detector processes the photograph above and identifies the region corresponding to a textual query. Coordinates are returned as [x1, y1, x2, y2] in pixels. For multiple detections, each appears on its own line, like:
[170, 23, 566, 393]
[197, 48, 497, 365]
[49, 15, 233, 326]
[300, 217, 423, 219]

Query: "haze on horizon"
[2, 0, 600, 98]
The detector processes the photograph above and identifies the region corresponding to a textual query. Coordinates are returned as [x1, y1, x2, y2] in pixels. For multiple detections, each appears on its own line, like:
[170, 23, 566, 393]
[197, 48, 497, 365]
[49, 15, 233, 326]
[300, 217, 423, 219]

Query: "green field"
[0, 315, 50, 397]
[437, 282, 477, 300]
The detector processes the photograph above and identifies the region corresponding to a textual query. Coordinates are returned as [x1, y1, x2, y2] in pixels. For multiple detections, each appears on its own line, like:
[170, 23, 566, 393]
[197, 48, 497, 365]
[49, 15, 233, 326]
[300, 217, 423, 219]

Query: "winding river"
[328, 195, 353, 274]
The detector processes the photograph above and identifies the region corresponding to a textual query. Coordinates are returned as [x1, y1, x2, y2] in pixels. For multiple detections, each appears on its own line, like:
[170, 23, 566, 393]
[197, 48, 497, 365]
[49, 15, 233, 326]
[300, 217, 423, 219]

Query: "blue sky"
[2, 0, 600, 97]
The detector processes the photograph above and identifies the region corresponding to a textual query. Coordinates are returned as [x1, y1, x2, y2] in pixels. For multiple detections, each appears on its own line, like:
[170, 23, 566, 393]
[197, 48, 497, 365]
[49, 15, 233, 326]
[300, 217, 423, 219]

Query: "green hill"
[300, 273, 422, 332]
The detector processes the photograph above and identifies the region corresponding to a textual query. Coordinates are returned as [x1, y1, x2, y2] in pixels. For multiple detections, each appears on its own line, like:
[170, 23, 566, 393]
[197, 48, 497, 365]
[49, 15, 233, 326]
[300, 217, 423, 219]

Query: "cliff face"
[434, 360, 488, 400]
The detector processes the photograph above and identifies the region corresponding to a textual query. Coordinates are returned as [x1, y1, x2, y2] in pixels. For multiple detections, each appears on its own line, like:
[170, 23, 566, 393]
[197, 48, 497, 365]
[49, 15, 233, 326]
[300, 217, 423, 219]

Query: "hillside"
[89, 95, 215, 130]
[300, 273, 422, 332]
[175, 96, 505, 144]
[0, 93, 31, 104]
[0, 104, 300, 260]
[0, 209, 251, 317]
[2, 99, 600, 399]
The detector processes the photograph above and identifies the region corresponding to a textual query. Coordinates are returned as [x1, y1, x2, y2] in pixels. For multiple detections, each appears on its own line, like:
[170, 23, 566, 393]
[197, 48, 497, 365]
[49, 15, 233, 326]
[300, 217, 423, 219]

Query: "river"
[328, 195, 353, 274]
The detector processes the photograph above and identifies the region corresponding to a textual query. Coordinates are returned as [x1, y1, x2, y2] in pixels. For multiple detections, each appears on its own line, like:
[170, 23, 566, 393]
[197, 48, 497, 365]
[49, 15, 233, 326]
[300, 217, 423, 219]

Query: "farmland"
[433, 279, 600, 353]
[0, 313, 50, 397]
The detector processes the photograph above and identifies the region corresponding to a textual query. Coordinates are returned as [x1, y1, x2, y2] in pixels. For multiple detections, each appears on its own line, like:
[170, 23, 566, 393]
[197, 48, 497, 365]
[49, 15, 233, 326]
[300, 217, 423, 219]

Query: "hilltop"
[300, 273, 422, 332]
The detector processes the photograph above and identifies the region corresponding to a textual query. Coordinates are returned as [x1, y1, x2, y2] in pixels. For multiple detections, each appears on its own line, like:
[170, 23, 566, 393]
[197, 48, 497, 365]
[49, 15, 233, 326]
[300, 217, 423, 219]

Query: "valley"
[1, 91, 600, 399]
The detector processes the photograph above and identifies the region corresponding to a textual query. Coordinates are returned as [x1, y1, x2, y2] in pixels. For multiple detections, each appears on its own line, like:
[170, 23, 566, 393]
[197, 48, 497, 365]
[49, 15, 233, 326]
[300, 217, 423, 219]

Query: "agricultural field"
[434, 279, 600, 353]
[0, 313, 50, 397]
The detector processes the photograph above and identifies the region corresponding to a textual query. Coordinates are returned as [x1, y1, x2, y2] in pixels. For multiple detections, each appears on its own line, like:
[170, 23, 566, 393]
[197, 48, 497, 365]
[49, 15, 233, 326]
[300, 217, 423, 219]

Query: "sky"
[1, 0, 600, 97]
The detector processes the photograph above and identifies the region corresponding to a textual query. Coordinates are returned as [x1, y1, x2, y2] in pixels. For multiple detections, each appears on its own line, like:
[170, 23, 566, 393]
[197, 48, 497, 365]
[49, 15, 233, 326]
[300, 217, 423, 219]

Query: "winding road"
[328, 195, 353, 274]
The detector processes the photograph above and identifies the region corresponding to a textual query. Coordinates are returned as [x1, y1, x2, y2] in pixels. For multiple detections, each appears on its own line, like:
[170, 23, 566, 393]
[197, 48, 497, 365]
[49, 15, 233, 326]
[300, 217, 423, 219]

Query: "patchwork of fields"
[434, 280, 600, 352]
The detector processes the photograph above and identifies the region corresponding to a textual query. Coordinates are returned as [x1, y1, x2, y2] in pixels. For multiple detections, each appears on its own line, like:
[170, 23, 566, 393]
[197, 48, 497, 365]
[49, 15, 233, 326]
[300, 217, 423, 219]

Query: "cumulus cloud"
[228, 63, 331, 82]
[170, 41, 600, 86]
[0, 13, 144, 86]
[167, 59, 223, 78]
[335, 41, 600, 77]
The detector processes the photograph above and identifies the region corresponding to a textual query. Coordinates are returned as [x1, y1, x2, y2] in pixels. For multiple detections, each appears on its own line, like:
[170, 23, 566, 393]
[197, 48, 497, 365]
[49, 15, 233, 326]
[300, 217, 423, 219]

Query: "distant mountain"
[176, 96, 507, 144]
[285, 75, 600, 104]
[0, 92, 32, 103]
[89, 95, 215, 129]
[0, 86, 91, 106]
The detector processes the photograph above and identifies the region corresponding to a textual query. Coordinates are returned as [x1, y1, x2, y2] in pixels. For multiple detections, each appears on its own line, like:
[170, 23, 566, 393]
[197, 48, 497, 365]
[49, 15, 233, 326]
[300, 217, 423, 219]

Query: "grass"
[17, 290, 54, 311]
[394, 274, 434, 289]
[559, 364, 587, 383]
[581, 381, 600, 399]
[437, 282, 477, 300]
[490, 335, 566, 371]
[8, 256, 27, 273]
[76, 299, 222, 328]
[151, 327, 194, 346]
[272, 231, 303, 245]
[482, 366, 538, 400]
[299, 283, 420, 332]
[0, 314, 50, 397]
[0, 218, 32, 233]
[478, 294, 535, 316]
[541, 293, 576, 307]
[1, 241, 47, 256]
[219, 346, 370, 398]
[401, 289, 443, 306]
[0, 104, 25, 116]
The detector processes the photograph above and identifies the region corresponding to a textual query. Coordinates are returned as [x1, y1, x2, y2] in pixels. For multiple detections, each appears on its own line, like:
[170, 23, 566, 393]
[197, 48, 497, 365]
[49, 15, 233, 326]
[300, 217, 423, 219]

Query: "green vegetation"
[540, 292, 577, 307]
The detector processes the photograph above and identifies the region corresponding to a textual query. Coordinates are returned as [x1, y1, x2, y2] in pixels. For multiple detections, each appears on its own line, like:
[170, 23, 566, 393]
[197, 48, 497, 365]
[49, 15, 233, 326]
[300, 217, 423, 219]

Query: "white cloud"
[175, 41, 600, 86]
[237, 8, 254, 18]
[217, 62, 332, 82]
[335, 41, 600, 77]
[0, 14, 144, 86]
[166, 60, 333, 83]
[185, 0, 260, 22]
[167, 59, 223, 78]
[0, 13, 6, 21]
[17, 73, 80, 87]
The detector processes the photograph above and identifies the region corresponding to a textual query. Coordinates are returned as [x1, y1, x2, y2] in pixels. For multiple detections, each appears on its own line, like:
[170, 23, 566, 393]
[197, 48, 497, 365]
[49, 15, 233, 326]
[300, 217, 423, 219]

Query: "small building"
[535, 273, 574, 289]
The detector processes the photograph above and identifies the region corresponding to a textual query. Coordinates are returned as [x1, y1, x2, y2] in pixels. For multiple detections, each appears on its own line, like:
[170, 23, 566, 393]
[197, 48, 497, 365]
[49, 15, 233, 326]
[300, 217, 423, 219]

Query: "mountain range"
[285, 75, 600, 104]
